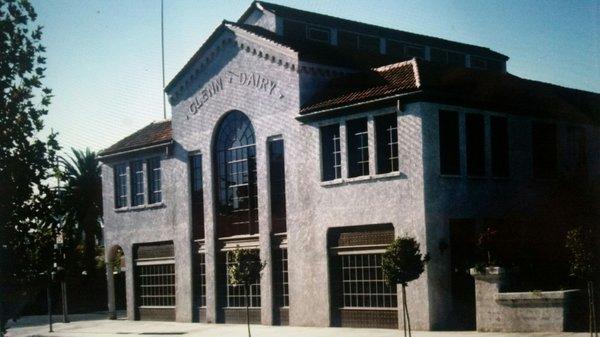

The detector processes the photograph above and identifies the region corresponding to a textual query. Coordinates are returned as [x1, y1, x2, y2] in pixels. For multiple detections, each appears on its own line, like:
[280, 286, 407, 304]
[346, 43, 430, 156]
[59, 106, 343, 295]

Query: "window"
[226, 251, 261, 308]
[198, 253, 206, 307]
[283, 19, 306, 41]
[358, 35, 380, 53]
[337, 31, 358, 49]
[147, 157, 161, 204]
[347, 118, 369, 177]
[490, 116, 509, 177]
[341, 254, 397, 308]
[486, 59, 504, 72]
[214, 111, 258, 237]
[430, 48, 466, 67]
[130, 160, 144, 206]
[470, 56, 487, 69]
[114, 163, 127, 208]
[439, 110, 460, 175]
[137, 263, 176, 307]
[190, 154, 204, 239]
[307, 26, 330, 43]
[466, 113, 485, 176]
[375, 114, 399, 174]
[274, 248, 289, 308]
[404, 44, 425, 59]
[447, 51, 466, 67]
[269, 138, 287, 233]
[532, 122, 557, 178]
[321, 124, 341, 181]
[386, 39, 404, 57]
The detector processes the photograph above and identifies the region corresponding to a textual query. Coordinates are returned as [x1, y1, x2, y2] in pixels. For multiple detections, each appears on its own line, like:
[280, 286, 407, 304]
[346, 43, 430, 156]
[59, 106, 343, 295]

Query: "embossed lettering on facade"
[188, 71, 283, 116]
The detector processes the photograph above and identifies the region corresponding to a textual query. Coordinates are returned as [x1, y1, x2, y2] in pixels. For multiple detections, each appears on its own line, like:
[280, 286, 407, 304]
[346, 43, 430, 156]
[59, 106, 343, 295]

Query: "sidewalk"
[4, 313, 589, 337]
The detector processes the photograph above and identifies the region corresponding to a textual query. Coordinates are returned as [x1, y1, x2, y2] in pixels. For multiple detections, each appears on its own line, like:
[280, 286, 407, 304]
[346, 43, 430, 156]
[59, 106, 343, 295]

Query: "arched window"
[213, 111, 258, 237]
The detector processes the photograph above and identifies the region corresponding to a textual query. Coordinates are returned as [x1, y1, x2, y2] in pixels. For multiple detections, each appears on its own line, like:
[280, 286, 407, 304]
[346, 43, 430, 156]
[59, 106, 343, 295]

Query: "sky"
[31, 0, 600, 154]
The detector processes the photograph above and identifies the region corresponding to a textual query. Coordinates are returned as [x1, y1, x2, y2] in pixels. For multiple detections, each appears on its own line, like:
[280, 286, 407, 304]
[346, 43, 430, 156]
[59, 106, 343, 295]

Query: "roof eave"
[98, 140, 173, 161]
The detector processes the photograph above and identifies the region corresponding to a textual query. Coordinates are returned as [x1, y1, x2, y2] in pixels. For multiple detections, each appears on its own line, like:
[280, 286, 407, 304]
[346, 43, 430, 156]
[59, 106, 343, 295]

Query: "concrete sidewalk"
[4, 313, 589, 337]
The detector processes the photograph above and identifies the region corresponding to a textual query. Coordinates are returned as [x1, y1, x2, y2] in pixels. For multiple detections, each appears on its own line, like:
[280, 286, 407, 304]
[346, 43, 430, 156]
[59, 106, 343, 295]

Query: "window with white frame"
[226, 251, 261, 308]
[341, 254, 397, 308]
[375, 114, 399, 174]
[347, 118, 369, 177]
[274, 248, 289, 307]
[136, 263, 176, 307]
[321, 124, 342, 181]
[130, 160, 144, 206]
[147, 157, 161, 204]
[114, 163, 128, 208]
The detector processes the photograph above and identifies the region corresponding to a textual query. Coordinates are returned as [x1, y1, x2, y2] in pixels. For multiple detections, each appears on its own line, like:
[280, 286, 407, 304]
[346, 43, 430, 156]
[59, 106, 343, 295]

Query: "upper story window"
[465, 113, 485, 177]
[439, 110, 460, 175]
[490, 116, 509, 177]
[532, 122, 557, 178]
[566, 126, 587, 176]
[431, 48, 466, 67]
[130, 160, 144, 206]
[307, 25, 330, 43]
[338, 31, 380, 54]
[375, 114, 399, 174]
[213, 111, 258, 237]
[268, 138, 287, 233]
[347, 118, 369, 177]
[404, 44, 425, 59]
[147, 157, 162, 204]
[283, 19, 306, 41]
[321, 124, 342, 181]
[114, 163, 128, 208]
[470, 56, 487, 69]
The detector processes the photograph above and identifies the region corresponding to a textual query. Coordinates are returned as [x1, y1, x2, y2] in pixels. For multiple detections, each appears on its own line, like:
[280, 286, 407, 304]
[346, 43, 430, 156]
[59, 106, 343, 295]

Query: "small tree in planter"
[382, 236, 429, 337]
[227, 247, 266, 337]
[566, 226, 598, 337]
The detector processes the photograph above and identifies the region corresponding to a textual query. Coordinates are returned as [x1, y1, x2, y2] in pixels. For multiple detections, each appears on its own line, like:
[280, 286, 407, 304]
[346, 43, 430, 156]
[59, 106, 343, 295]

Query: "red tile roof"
[300, 59, 600, 125]
[99, 120, 172, 157]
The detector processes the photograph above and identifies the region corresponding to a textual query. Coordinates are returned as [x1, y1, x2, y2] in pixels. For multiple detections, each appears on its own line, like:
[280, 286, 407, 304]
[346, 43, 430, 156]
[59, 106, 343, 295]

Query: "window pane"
[321, 124, 341, 181]
[430, 48, 446, 64]
[269, 139, 287, 233]
[447, 51, 466, 67]
[470, 56, 487, 69]
[283, 19, 306, 41]
[347, 118, 369, 177]
[114, 163, 128, 208]
[340, 253, 397, 308]
[466, 113, 485, 176]
[147, 157, 161, 204]
[130, 160, 144, 206]
[375, 114, 399, 174]
[439, 110, 460, 175]
[358, 35, 379, 54]
[386, 39, 404, 58]
[338, 31, 359, 49]
[307, 26, 330, 43]
[404, 44, 425, 59]
[491, 116, 509, 177]
[190, 154, 204, 239]
[532, 122, 557, 178]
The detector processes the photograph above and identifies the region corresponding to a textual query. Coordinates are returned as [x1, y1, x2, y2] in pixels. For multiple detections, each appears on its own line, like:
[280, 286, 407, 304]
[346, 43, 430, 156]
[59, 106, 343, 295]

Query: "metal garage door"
[135, 242, 175, 321]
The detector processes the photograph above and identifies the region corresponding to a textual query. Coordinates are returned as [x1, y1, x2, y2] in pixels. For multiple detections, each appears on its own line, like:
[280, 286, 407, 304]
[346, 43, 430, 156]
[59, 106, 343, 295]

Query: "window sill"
[114, 202, 166, 213]
[439, 174, 462, 179]
[320, 171, 403, 187]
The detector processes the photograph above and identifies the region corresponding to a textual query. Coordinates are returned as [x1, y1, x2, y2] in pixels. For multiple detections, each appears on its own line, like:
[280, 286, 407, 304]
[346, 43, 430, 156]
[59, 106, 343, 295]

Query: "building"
[99, 1, 600, 330]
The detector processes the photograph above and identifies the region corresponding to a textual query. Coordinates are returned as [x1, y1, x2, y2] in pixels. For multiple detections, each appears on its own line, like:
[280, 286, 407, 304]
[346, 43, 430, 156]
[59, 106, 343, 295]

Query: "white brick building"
[99, 1, 599, 330]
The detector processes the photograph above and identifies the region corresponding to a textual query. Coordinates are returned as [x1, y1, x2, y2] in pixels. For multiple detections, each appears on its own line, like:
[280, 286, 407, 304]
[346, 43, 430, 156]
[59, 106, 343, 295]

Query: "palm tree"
[58, 148, 102, 276]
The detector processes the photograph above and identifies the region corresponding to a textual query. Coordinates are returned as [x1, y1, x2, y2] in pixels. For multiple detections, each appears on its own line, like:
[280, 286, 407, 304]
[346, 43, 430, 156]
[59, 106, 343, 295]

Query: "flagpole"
[161, 0, 166, 120]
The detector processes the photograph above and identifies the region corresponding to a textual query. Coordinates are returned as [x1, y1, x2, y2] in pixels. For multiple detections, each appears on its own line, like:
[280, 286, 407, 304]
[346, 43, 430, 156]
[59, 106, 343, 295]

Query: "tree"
[227, 247, 266, 337]
[58, 148, 102, 277]
[0, 0, 60, 335]
[566, 226, 598, 337]
[382, 237, 429, 337]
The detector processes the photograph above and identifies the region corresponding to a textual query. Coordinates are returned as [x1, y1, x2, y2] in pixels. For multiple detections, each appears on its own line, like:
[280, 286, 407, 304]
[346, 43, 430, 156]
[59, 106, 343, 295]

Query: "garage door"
[135, 242, 175, 321]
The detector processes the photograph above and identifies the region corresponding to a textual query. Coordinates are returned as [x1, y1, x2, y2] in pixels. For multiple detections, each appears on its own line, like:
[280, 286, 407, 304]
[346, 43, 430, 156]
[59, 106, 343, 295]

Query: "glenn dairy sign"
[188, 70, 284, 116]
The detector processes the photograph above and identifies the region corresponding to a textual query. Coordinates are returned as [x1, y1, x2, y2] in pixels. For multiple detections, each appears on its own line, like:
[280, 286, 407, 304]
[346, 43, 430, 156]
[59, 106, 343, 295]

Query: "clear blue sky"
[32, 0, 599, 154]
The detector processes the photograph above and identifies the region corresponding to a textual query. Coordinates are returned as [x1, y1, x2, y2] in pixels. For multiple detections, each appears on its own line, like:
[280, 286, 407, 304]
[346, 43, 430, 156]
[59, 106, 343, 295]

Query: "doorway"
[449, 219, 477, 330]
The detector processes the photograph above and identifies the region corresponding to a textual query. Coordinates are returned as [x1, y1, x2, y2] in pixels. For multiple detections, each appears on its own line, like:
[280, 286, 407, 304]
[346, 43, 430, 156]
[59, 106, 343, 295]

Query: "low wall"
[470, 267, 583, 332]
